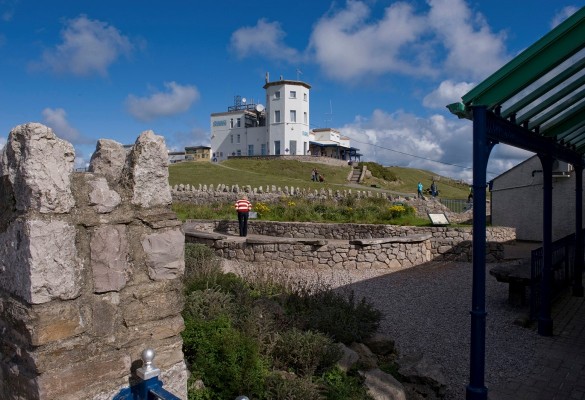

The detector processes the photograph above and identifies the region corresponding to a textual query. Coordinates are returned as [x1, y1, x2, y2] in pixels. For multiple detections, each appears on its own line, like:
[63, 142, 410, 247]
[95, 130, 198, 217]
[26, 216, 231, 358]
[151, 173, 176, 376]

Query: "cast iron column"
[538, 154, 554, 336]
[574, 166, 584, 297]
[466, 106, 492, 400]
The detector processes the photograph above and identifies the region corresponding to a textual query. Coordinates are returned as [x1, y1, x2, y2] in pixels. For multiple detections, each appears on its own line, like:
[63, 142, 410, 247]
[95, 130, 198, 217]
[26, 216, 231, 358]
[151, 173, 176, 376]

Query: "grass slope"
[169, 159, 470, 199]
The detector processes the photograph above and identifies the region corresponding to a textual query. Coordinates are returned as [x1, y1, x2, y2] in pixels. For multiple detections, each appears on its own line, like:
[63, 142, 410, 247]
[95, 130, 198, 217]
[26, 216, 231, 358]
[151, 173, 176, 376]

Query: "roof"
[309, 140, 350, 148]
[447, 6, 585, 161]
[263, 80, 311, 90]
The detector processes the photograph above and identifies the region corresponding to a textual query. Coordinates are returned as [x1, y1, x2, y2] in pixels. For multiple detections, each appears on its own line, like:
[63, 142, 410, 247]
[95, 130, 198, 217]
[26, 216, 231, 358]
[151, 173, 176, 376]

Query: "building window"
[274, 91, 281, 100]
[274, 110, 281, 123]
[304, 112, 307, 124]
[237, 149, 242, 156]
[230, 118, 234, 128]
[237, 134, 240, 144]
[248, 145, 254, 156]
[261, 144, 266, 155]
[304, 93, 307, 101]
[290, 91, 296, 99]
[274, 140, 281, 155]
[290, 110, 296, 123]
[237, 118, 241, 127]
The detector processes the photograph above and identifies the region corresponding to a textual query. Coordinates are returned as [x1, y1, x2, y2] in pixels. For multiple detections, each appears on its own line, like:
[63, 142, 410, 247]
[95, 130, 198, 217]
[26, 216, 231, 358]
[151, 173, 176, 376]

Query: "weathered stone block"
[91, 224, 130, 293]
[0, 219, 81, 304]
[29, 301, 89, 346]
[2, 123, 75, 213]
[88, 139, 127, 182]
[142, 228, 185, 280]
[87, 176, 121, 213]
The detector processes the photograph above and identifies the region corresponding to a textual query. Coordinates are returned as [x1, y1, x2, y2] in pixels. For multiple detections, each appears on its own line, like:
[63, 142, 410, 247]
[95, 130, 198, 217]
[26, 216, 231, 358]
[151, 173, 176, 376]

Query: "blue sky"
[0, 0, 582, 181]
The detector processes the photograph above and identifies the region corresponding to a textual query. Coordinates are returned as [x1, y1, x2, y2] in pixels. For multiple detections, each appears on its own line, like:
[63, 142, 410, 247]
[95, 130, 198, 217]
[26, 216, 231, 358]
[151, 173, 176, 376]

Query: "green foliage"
[361, 162, 398, 182]
[271, 329, 341, 376]
[286, 290, 382, 344]
[320, 366, 372, 400]
[182, 314, 268, 400]
[263, 373, 322, 400]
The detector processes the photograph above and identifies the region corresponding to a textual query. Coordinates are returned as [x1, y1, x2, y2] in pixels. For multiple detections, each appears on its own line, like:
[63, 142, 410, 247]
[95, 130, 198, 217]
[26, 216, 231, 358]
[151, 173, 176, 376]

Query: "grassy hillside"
[168, 159, 471, 199]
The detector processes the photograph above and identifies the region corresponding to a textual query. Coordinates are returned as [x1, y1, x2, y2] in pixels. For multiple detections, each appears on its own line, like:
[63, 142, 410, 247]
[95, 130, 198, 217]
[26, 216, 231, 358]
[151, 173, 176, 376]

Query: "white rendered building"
[210, 75, 360, 161]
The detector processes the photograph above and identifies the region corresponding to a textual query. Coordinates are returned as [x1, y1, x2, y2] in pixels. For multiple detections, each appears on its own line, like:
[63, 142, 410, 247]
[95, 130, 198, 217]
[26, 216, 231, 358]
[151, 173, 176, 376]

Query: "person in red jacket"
[234, 195, 253, 237]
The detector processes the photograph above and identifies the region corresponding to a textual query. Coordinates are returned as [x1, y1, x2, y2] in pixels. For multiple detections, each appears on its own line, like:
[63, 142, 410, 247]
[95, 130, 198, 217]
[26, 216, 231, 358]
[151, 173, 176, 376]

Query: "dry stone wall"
[0, 123, 187, 400]
[185, 220, 515, 264]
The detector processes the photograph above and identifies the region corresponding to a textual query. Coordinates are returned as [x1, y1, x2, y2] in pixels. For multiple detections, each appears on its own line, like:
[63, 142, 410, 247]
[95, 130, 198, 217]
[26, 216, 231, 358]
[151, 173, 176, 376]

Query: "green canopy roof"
[448, 6, 585, 156]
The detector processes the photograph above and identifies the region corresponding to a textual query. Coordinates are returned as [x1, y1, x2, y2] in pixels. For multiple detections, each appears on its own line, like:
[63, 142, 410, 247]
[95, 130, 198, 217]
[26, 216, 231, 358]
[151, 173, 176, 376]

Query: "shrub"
[263, 372, 322, 400]
[320, 366, 371, 400]
[183, 243, 222, 292]
[271, 328, 341, 376]
[183, 289, 235, 321]
[182, 314, 268, 400]
[286, 290, 382, 344]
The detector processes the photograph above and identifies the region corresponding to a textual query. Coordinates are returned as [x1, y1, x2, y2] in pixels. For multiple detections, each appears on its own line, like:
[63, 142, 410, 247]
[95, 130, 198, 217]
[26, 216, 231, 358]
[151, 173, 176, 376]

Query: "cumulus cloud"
[423, 80, 476, 109]
[126, 81, 200, 122]
[32, 15, 134, 77]
[338, 109, 530, 182]
[427, 0, 509, 81]
[551, 6, 580, 28]
[230, 19, 300, 61]
[42, 107, 93, 145]
[308, 1, 431, 81]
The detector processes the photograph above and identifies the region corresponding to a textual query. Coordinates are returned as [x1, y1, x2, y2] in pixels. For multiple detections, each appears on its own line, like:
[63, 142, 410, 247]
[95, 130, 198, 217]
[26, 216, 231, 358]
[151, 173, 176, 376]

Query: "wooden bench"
[489, 261, 532, 306]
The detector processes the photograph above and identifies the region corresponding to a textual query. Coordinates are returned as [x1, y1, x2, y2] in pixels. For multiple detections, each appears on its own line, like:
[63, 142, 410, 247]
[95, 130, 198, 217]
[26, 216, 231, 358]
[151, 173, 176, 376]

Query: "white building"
[210, 75, 360, 162]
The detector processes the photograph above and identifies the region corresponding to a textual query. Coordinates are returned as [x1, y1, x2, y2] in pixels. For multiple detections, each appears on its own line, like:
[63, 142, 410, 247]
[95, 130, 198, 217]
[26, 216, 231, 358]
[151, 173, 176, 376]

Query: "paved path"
[489, 293, 585, 400]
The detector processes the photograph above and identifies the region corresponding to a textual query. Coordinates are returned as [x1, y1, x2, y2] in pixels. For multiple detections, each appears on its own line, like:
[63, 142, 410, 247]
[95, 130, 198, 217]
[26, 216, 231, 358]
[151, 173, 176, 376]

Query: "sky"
[0, 0, 583, 182]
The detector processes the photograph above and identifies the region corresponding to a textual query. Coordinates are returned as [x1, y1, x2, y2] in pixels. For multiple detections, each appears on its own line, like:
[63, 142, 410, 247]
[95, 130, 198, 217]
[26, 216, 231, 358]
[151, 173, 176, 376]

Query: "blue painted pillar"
[574, 166, 584, 297]
[466, 106, 492, 400]
[538, 154, 554, 336]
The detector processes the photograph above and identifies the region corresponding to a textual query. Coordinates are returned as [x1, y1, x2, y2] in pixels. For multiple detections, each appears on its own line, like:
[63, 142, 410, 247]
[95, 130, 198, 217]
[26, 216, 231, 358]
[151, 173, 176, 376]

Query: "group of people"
[417, 180, 439, 199]
[311, 168, 324, 182]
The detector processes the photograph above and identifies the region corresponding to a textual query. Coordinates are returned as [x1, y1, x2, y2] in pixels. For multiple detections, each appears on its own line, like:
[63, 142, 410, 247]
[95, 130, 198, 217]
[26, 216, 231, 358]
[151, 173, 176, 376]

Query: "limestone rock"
[363, 333, 396, 356]
[88, 176, 121, 213]
[124, 130, 172, 208]
[350, 342, 378, 370]
[397, 353, 446, 397]
[0, 219, 81, 304]
[336, 343, 359, 372]
[88, 139, 127, 182]
[3, 123, 75, 213]
[142, 228, 185, 280]
[91, 224, 130, 293]
[360, 368, 406, 400]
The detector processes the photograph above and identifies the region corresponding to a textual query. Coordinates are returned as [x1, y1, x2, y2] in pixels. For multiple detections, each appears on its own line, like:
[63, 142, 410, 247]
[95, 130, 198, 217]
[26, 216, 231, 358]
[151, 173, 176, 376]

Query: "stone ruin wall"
[185, 220, 515, 263]
[0, 123, 187, 400]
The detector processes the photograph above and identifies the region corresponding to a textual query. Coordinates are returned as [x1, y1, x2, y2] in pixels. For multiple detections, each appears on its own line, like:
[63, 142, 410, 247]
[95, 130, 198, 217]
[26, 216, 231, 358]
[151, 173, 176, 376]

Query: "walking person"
[430, 180, 437, 197]
[417, 181, 423, 199]
[235, 195, 252, 237]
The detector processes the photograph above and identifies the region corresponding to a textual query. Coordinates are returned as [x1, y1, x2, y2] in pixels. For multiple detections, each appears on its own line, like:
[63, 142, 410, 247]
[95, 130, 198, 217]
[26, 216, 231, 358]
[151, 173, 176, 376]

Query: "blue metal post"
[538, 155, 554, 336]
[466, 106, 492, 400]
[574, 166, 584, 297]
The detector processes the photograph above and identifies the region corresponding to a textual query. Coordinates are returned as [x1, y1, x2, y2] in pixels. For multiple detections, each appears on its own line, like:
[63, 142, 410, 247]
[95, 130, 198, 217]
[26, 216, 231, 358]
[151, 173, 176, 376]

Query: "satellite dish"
[255, 104, 265, 112]
[242, 97, 247, 103]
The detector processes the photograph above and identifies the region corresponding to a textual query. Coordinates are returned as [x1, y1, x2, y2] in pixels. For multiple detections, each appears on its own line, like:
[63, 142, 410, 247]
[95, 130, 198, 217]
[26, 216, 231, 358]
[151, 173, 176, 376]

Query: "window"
[304, 112, 307, 124]
[274, 110, 281, 123]
[274, 91, 281, 100]
[236, 150, 242, 156]
[261, 144, 266, 155]
[290, 110, 296, 123]
[230, 118, 234, 128]
[237, 134, 240, 144]
[274, 140, 281, 155]
[248, 145, 254, 156]
[237, 118, 241, 127]
[304, 93, 307, 101]
[290, 91, 296, 99]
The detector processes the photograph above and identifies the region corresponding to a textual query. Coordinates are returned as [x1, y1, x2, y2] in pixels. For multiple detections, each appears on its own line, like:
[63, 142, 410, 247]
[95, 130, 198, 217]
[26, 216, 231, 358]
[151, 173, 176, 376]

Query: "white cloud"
[427, 0, 509, 81]
[551, 6, 580, 28]
[33, 15, 134, 77]
[126, 81, 200, 122]
[0, 136, 6, 150]
[338, 108, 530, 181]
[230, 19, 299, 61]
[308, 1, 431, 81]
[42, 107, 93, 145]
[423, 80, 475, 109]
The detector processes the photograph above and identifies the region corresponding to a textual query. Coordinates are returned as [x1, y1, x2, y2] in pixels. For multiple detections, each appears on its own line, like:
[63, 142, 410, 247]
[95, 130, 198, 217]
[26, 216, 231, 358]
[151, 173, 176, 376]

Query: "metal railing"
[529, 232, 580, 320]
[439, 198, 471, 213]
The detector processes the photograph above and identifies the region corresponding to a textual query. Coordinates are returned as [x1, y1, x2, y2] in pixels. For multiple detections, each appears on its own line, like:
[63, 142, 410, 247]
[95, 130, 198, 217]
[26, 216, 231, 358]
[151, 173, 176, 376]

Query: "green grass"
[169, 158, 471, 199]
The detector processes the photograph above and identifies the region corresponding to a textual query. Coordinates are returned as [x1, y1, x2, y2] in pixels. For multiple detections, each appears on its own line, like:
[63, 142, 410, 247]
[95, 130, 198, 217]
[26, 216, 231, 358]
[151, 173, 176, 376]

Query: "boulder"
[360, 368, 406, 400]
[88, 139, 127, 182]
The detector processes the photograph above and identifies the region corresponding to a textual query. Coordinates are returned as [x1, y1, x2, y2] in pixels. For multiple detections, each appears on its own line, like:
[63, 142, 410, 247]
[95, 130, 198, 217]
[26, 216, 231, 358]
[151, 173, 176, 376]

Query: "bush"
[263, 372, 322, 400]
[286, 290, 382, 344]
[320, 366, 372, 400]
[271, 328, 341, 376]
[183, 243, 222, 291]
[182, 314, 268, 400]
[361, 162, 397, 182]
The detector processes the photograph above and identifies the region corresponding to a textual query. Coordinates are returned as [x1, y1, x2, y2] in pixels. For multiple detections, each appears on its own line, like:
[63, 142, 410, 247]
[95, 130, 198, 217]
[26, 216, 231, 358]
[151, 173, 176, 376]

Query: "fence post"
[134, 348, 181, 400]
